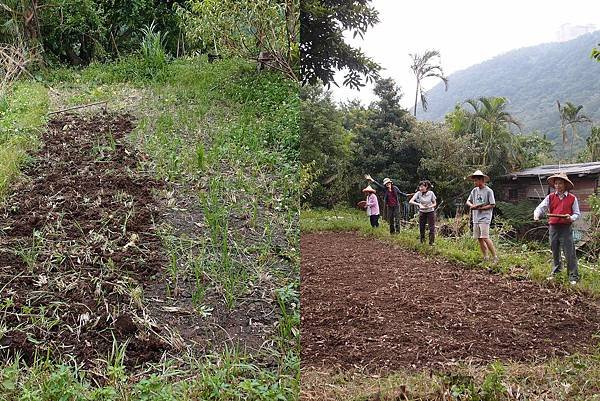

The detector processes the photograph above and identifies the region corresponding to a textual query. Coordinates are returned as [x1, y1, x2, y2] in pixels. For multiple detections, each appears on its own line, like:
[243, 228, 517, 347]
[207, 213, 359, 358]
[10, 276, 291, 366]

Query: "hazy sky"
[331, 0, 600, 109]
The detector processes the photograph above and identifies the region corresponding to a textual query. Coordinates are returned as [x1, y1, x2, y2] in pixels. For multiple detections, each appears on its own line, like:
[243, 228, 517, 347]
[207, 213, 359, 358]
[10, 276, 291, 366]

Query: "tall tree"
[409, 49, 448, 117]
[450, 96, 523, 174]
[352, 77, 418, 187]
[300, 85, 353, 206]
[557, 100, 592, 158]
[300, 0, 380, 89]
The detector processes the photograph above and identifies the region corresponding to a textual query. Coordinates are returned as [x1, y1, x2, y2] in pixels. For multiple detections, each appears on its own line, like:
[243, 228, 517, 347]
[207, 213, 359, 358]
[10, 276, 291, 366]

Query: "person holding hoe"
[466, 170, 498, 263]
[365, 174, 408, 234]
[409, 180, 437, 245]
[533, 172, 580, 285]
[362, 184, 380, 228]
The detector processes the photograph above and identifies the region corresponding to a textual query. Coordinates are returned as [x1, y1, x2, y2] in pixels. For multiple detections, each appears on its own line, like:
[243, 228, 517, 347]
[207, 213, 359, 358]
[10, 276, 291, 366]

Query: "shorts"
[473, 223, 490, 239]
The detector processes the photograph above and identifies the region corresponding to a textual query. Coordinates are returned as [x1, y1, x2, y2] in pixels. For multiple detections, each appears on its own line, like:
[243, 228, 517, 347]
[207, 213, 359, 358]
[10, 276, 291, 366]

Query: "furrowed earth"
[0, 113, 277, 376]
[301, 232, 600, 372]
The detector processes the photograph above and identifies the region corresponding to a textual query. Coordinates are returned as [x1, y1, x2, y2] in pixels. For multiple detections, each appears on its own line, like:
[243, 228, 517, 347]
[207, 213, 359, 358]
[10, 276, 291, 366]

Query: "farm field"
[300, 209, 600, 400]
[0, 57, 299, 399]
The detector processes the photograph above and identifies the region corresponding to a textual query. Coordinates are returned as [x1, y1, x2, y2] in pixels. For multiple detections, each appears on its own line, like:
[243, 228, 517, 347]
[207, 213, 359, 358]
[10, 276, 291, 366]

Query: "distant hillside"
[421, 32, 600, 147]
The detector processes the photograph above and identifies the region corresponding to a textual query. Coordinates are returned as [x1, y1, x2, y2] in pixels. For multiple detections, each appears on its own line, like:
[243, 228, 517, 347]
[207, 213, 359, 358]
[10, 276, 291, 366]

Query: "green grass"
[301, 207, 600, 296]
[0, 347, 298, 401]
[303, 352, 600, 400]
[0, 81, 49, 196]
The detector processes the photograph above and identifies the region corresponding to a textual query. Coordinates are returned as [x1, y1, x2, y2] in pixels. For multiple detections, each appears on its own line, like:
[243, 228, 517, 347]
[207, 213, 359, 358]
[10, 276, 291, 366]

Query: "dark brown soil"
[301, 232, 600, 372]
[0, 113, 167, 368]
[0, 112, 281, 373]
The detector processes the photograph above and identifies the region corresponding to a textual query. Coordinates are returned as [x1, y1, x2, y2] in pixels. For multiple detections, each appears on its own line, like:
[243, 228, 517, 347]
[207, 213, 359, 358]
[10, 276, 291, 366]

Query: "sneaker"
[546, 275, 556, 281]
[569, 280, 577, 285]
[492, 256, 499, 264]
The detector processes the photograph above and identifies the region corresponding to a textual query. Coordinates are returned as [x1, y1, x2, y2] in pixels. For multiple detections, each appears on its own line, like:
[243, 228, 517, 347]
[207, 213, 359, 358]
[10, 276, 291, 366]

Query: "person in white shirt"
[465, 170, 498, 263]
[409, 180, 437, 245]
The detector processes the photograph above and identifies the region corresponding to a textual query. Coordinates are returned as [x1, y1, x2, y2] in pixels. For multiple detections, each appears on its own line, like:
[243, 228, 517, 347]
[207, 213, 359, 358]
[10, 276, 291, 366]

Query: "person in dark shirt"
[365, 174, 408, 234]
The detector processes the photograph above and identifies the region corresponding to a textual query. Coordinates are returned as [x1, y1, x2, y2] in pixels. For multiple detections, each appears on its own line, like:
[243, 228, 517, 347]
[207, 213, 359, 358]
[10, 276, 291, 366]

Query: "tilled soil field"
[301, 232, 600, 372]
[0, 113, 167, 370]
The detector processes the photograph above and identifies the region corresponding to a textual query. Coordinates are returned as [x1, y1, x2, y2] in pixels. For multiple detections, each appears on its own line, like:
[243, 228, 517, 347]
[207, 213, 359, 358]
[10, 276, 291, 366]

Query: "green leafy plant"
[139, 21, 169, 79]
[180, 0, 299, 79]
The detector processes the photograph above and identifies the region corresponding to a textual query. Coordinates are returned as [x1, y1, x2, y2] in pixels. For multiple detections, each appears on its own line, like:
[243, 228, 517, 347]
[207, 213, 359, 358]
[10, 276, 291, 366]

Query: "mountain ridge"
[421, 31, 600, 147]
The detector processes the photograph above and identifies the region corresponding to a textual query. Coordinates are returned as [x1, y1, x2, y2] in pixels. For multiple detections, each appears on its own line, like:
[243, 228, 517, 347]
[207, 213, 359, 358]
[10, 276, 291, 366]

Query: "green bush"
[139, 22, 169, 79]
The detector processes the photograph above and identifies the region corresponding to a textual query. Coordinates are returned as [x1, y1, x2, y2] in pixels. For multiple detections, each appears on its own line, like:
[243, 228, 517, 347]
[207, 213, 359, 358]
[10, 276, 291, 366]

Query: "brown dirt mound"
[301, 232, 600, 372]
[0, 113, 167, 368]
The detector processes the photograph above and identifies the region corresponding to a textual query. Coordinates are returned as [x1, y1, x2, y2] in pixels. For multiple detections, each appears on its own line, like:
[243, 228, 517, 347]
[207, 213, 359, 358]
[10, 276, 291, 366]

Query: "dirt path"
[301, 232, 600, 372]
[0, 113, 167, 369]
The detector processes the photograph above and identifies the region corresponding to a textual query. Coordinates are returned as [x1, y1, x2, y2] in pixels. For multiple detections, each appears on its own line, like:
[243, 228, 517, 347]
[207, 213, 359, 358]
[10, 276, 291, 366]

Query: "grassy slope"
[0, 58, 299, 400]
[0, 82, 49, 195]
[301, 208, 600, 400]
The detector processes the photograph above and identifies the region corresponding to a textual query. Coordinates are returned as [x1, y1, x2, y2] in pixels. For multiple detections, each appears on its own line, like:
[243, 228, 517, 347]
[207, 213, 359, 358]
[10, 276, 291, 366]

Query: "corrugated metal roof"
[504, 162, 600, 178]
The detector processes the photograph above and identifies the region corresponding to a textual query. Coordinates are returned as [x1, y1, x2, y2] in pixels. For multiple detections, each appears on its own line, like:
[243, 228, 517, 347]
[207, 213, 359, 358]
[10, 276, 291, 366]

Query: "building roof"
[504, 162, 600, 179]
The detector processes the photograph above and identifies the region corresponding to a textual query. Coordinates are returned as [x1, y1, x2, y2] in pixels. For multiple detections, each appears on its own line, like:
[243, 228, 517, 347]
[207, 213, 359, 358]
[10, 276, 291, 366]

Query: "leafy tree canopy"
[300, 0, 380, 89]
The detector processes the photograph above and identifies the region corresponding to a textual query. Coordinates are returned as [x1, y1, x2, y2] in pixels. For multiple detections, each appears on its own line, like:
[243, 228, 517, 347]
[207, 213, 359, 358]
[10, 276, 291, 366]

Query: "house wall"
[499, 175, 598, 210]
[497, 175, 599, 233]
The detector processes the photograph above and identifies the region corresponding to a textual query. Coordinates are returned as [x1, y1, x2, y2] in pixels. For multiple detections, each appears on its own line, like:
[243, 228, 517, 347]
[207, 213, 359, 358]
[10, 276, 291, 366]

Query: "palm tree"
[409, 49, 448, 117]
[557, 101, 592, 158]
[463, 97, 522, 168]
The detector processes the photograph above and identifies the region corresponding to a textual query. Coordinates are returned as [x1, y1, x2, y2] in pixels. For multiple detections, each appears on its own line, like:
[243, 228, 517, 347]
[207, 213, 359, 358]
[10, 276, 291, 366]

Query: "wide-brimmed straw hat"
[362, 185, 376, 193]
[467, 170, 490, 182]
[547, 172, 574, 190]
[382, 177, 393, 186]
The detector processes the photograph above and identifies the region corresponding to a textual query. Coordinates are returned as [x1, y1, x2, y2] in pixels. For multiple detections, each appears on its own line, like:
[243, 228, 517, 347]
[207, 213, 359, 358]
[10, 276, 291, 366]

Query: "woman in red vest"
[533, 172, 580, 284]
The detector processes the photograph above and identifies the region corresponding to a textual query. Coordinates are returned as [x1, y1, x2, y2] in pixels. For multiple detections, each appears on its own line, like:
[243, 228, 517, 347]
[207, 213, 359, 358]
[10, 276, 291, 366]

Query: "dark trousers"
[369, 214, 380, 228]
[387, 205, 400, 234]
[549, 224, 578, 281]
[419, 211, 435, 244]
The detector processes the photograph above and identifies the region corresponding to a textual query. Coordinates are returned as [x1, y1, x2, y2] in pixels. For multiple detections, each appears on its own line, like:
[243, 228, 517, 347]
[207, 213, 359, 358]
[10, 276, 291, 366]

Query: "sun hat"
[382, 177, 393, 186]
[467, 170, 490, 182]
[547, 172, 574, 190]
[362, 185, 376, 193]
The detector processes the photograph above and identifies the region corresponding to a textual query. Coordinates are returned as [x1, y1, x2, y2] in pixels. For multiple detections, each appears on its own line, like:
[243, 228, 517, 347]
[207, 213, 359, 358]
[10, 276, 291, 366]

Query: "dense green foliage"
[445, 97, 553, 176]
[420, 32, 600, 147]
[180, 0, 299, 80]
[300, 85, 352, 206]
[0, 0, 186, 65]
[301, 80, 553, 210]
[300, 0, 380, 88]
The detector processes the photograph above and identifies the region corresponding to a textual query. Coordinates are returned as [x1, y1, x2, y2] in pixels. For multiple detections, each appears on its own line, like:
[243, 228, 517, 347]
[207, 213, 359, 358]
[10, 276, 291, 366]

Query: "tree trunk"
[413, 81, 419, 117]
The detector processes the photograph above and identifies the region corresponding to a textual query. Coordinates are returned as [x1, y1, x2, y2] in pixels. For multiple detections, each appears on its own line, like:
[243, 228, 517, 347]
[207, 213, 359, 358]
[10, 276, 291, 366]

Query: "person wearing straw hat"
[465, 170, 498, 263]
[409, 180, 437, 245]
[533, 172, 580, 284]
[362, 185, 380, 228]
[365, 174, 408, 234]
